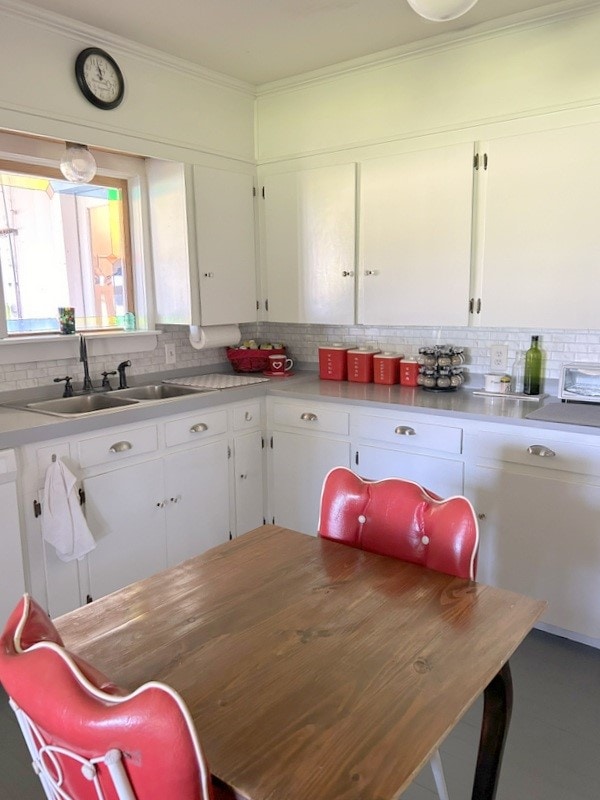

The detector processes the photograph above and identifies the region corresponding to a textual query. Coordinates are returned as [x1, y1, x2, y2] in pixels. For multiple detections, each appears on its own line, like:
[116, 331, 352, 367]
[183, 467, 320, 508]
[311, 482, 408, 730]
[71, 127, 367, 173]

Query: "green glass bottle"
[523, 335, 542, 395]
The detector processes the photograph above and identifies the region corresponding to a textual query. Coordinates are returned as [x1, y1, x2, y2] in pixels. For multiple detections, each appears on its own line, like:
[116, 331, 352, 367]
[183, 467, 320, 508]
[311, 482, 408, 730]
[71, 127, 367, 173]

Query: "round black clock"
[75, 47, 125, 110]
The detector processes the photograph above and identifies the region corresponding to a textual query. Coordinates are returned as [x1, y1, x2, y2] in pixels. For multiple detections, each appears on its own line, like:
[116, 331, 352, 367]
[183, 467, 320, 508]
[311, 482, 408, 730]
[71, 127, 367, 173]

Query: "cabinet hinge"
[79, 488, 86, 506]
[355, 451, 359, 466]
[262, 186, 265, 199]
[263, 517, 266, 525]
[476, 298, 482, 314]
[253, 186, 257, 197]
[270, 435, 273, 449]
[469, 297, 474, 314]
[229, 532, 233, 541]
[86, 594, 93, 604]
[272, 516, 275, 524]
[261, 436, 265, 449]
[33, 499, 42, 518]
[483, 153, 488, 170]
[473, 153, 479, 170]
[265, 299, 269, 312]
[256, 300, 260, 311]
[227, 445, 232, 459]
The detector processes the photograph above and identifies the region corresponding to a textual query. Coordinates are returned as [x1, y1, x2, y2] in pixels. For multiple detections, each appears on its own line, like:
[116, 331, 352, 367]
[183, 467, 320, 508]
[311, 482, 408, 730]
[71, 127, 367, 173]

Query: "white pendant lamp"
[59, 142, 97, 183]
[406, 0, 479, 21]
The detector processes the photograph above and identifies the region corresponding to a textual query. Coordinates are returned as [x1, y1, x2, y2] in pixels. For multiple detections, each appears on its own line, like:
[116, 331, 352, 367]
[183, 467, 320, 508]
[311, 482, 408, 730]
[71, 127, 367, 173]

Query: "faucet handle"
[54, 376, 74, 397]
[101, 370, 117, 390]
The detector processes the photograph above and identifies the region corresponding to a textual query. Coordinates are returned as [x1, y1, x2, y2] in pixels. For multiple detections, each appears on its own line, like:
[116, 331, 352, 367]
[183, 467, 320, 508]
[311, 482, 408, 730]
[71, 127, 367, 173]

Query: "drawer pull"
[109, 440, 132, 454]
[394, 426, 416, 436]
[527, 445, 556, 458]
[190, 423, 208, 433]
[301, 413, 318, 422]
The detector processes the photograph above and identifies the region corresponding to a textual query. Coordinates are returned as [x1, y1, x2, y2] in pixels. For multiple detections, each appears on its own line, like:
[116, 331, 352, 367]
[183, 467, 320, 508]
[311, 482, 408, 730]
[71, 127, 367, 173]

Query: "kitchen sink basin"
[116, 384, 212, 400]
[25, 393, 139, 417]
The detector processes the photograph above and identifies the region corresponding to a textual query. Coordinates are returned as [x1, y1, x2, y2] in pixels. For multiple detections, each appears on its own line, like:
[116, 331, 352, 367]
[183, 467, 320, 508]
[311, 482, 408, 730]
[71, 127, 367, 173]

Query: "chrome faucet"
[79, 335, 94, 392]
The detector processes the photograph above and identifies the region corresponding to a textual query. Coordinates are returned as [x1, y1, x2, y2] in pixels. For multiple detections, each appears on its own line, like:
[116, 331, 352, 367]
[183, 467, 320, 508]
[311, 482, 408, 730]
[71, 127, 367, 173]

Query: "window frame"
[0, 158, 135, 337]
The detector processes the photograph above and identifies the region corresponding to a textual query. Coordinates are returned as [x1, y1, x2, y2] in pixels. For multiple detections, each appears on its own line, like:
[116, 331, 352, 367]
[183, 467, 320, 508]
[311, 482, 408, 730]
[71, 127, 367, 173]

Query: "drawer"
[78, 426, 158, 468]
[273, 402, 349, 436]
[355, 413, 462, 455]
[466, 430, 600, 477]
[233, 402, 262, 431]
[165, 409, 227, 447]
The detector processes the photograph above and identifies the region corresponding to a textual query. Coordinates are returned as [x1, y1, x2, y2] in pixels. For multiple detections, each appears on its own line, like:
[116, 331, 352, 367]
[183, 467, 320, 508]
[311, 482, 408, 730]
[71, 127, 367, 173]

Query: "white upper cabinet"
[261, 163, 356, 324]
[193, 165, 257, 326]
[358, 143, 475, 327]
[147, 159, 257, 326]
[475, 123, 600, 329]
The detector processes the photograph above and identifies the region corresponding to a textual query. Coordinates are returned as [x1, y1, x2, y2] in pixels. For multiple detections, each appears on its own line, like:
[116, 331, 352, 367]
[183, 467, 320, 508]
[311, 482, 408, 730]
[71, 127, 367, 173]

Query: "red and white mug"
[268, 353, 294, 375]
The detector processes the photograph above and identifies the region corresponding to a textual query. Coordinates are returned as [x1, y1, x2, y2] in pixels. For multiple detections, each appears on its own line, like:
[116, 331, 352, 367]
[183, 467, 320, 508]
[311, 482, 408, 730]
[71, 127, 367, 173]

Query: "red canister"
[373, 352, 403, 385]
[318, 344, 350, 381]
[347, 348, 380, 383]
[400, 358, 419, 387]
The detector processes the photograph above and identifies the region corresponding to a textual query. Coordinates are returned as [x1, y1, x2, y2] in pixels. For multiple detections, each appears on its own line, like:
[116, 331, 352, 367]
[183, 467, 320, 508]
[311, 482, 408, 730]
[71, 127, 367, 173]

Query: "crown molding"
[256, 0, 600, 96]
[0, 0, 256, 97]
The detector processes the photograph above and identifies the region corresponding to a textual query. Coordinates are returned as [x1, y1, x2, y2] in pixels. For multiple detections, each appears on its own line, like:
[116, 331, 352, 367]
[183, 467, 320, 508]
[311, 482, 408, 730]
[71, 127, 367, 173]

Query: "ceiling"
[24, 0, 570, 85]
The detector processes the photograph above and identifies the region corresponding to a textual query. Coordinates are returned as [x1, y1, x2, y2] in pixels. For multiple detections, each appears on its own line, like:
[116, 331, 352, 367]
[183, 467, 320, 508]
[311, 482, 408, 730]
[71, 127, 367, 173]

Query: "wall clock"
[75, 47, 125, 110]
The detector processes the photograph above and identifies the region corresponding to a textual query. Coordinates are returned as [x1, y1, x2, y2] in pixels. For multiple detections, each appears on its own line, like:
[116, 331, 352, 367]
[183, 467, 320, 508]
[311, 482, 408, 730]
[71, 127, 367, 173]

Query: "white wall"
[0, 1, 255, 165]
[256, 3, 600, 162]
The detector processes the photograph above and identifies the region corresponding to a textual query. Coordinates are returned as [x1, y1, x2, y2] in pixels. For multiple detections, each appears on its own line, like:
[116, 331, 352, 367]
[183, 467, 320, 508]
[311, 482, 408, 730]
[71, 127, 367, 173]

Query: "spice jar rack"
[416, 346, 465, 391]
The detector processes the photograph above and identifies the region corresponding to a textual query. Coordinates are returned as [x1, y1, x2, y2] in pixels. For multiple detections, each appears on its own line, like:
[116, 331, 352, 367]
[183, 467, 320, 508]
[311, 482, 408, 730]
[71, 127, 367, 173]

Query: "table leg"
[471, 662, 513, 800]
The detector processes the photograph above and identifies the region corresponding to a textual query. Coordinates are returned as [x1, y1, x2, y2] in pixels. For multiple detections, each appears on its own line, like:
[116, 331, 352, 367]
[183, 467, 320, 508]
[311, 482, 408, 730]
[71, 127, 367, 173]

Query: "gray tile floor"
[1, 629, 598, 800]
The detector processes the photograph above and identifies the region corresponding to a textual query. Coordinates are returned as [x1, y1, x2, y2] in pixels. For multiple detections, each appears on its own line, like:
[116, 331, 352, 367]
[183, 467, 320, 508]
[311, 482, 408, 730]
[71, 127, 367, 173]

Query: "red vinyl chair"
[318, 467, 480, 800]
[0, 595, 235, 800]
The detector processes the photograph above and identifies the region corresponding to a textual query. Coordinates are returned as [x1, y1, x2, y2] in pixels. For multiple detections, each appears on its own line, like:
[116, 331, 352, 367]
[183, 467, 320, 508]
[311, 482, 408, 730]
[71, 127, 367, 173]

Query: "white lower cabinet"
[354, 410, 464, 497]
[464, 426, 600, 643]
[84, 459, 167, 600]
[18, 400, 262, 616]
[268, 399, 351, 535]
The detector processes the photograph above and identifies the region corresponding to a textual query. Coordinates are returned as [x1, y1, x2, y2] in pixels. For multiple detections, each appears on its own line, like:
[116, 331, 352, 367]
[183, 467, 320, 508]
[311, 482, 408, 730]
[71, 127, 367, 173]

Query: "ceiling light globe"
[406, 0, 479, 21]
[59, 143, 97, 183]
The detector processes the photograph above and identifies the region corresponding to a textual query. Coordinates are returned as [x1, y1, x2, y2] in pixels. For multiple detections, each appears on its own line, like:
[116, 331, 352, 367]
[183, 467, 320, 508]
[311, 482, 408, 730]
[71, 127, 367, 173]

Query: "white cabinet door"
[233, 430, 265, 536]
[84, 459, 167, 601]
[270, 431, 351, 535]
[0, 478, 26, 624]
[193, 165, 257, 325]
[466, 461, 600, 640]
[147, 159, 257, 326]
[359, 143, 474, 326]
[164, 440, 230, 565]
[356, 445, 464, 498]
[262, 164, 356, 324]
[478, 123, 600, 328]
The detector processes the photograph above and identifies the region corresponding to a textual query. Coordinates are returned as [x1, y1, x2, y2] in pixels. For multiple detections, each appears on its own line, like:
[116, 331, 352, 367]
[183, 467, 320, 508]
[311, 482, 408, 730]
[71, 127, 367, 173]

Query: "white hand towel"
[41, 458, 96, 562]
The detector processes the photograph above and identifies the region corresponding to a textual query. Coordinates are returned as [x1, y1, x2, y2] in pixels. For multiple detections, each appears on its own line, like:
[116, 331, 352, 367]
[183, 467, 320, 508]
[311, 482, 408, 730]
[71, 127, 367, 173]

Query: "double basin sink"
[13, 384, 216, 418]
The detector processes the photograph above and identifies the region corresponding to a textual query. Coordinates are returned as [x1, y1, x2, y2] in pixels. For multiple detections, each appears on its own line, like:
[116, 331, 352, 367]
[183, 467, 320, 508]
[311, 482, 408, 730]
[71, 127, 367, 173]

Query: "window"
[0, 160, 134, 335]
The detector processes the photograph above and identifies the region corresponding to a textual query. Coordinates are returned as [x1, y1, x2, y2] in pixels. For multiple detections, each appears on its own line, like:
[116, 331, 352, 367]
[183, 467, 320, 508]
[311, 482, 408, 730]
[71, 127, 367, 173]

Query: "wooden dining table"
[55, 525, 546, 800]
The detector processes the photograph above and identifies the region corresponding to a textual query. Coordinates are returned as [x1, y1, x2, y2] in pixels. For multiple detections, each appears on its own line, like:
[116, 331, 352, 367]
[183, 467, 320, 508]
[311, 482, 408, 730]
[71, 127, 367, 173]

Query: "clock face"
[75, 48, 124, 110]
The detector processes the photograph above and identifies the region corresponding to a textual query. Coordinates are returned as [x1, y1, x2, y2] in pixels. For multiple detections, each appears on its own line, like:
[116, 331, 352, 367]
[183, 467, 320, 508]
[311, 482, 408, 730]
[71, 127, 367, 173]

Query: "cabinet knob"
[240, 473, 248, 480]
[190, 422, 209, 433]
[203, 272, 214, 278]
[527, 444, 556, 458]
[109, 440, 132, 453]
[156, 500, 166, 508]
[477, 513, 486, 520]
[365, 269, 378, 276]
[394, 426, 416, 436]
[244, 411, 253, 421]
[342, 270, 355, 277]
[300, 412, 318, 422]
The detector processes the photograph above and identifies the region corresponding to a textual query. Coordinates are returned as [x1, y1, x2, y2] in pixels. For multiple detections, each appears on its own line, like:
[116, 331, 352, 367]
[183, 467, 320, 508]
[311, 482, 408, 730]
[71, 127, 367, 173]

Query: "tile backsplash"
[1, 322, 599, 394]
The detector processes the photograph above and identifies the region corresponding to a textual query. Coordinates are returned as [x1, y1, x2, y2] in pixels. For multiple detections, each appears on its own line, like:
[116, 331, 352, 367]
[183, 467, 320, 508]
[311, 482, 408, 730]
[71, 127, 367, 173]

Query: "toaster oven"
[558, 363, 600, 403]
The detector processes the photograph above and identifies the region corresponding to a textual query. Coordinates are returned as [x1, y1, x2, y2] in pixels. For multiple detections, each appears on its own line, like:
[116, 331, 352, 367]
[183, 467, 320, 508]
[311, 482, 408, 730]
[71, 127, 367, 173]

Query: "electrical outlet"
[165, 343, 176, 365]
[490, 344, 508, 372]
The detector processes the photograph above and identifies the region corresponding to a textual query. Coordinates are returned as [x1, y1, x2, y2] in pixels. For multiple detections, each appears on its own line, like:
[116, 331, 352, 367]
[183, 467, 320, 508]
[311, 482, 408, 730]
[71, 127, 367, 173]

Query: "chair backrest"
[0, 595, 214, 800]
[318, 467, 479, 579]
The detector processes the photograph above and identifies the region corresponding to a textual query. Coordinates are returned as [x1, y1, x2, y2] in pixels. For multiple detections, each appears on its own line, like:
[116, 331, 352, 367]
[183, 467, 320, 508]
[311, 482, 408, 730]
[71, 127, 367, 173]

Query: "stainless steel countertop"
[1, 371, 598, 450]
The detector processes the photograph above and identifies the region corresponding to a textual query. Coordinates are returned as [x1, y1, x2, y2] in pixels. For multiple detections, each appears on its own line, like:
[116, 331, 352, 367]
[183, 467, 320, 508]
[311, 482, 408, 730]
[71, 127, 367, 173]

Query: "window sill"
[0, 330, 161, 364]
